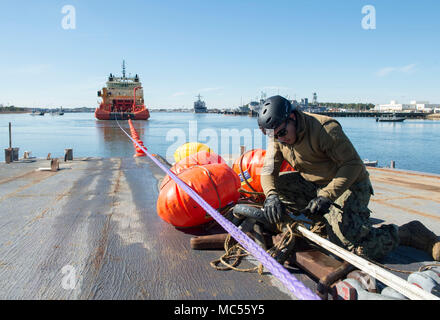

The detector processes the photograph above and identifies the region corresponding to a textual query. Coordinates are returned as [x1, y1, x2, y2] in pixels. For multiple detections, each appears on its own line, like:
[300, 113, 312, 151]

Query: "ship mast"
[122, 60, 126, 79]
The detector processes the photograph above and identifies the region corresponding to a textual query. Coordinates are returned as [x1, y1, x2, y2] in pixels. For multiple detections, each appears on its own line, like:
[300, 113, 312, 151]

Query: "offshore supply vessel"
[95, 61, 150, 120]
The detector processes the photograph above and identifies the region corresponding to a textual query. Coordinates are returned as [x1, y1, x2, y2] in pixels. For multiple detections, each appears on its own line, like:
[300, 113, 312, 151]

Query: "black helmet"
[257, 95, 295, 130]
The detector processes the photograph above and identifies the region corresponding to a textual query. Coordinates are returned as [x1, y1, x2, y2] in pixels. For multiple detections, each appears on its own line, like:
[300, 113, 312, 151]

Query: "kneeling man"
[258, 95, 439, 261]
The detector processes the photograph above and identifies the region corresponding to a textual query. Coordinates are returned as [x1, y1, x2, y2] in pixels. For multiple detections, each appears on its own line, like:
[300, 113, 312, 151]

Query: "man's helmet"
[257, 95, 295, 130]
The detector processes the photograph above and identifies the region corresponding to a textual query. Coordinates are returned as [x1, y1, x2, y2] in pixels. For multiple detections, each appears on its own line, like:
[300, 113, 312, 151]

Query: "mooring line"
[116, 118, 320, 300]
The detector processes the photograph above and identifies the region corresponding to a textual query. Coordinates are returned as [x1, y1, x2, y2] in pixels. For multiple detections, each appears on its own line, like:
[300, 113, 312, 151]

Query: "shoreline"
[1, 110, 440, 119]
[426, 114, 440, 120]
[0, 111, 30, 114]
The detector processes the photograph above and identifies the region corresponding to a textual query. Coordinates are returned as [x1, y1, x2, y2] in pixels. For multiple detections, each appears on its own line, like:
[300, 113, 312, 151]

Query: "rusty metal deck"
[0, 158, 439, 299]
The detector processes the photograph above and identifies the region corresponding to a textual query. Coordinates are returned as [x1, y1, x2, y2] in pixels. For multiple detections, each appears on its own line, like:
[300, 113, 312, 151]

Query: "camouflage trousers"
[276, 172, 399, 261]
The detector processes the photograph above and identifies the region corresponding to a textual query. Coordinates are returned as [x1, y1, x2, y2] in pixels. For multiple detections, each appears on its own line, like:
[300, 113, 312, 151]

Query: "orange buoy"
[232, 149, 294, 200]
[128, 119, 146, 157]
[160, 151, 226, 189]
[173, 142, 212, 163]
[157, 163, 240, 228]
[173, 150, 225, 174]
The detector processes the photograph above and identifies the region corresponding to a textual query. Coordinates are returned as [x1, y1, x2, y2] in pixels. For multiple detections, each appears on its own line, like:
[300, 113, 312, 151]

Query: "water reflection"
[95, 120, 147, 158]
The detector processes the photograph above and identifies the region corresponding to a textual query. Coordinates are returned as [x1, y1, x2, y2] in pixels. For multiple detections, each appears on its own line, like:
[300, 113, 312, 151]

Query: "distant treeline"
[321, 102, 375, 110]
[0, 106, 27, 112]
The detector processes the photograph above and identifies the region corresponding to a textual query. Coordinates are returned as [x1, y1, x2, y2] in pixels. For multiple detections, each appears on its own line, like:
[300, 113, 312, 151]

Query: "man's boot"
[398, 220, 440, 261]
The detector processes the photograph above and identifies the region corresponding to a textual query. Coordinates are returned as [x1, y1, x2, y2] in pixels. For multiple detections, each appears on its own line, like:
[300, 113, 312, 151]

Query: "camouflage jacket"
[261, 110, 369, 201]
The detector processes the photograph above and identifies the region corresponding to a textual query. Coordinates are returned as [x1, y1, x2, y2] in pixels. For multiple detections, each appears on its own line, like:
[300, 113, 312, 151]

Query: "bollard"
[51, 158, 59, 172]
[5, 148, 13, 164]
[64, 149, 73, 161]
[390, 160, 395, 169]
[12, 147, 19, 161]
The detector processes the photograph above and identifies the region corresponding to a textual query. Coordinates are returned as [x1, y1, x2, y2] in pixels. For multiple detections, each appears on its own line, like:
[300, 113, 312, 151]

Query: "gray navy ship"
[194, 94, 207, 113]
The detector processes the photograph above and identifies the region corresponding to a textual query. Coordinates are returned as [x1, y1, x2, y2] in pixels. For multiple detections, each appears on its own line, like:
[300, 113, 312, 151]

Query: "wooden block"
[190, 233, 229, 250]
[286, 249, 344, 280]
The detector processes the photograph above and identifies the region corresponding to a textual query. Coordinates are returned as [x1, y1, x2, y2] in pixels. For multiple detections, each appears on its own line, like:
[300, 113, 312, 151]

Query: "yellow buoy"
[173, 142, 212, 163]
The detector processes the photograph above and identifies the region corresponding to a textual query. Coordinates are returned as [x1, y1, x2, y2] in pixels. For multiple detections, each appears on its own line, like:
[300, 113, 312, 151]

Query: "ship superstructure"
[194, 94, 207, 113]
[95, 60, 150, 120]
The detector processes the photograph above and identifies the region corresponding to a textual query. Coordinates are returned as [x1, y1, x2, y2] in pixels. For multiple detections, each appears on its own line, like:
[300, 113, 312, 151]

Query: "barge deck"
[0, 157, 439, 299]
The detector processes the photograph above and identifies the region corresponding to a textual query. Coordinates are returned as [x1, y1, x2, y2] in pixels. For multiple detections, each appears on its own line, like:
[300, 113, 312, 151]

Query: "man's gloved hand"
[305, 196, 333, 215]
[263, 194, 286, 224]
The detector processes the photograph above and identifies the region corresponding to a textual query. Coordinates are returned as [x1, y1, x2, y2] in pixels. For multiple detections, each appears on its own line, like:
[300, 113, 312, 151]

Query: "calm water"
[1, 112, 440, 175]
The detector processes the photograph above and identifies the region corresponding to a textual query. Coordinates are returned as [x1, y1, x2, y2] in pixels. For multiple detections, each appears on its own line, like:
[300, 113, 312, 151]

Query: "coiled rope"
[210, 220, 298, 274]
[116, 119, 320, 300]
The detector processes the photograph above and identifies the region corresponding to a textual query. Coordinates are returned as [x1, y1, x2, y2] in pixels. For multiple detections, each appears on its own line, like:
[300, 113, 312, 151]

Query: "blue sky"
[0, 0, 439, 109]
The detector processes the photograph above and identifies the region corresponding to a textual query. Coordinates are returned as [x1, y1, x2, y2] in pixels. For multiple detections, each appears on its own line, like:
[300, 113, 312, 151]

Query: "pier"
[315, 111, 428, 119]
[211, 110, 430, 119]
[0, 157, 439, 299]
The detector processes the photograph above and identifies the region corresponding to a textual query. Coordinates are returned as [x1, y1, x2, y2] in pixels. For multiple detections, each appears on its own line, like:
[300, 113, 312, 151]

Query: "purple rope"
[117, 120, 320, 300]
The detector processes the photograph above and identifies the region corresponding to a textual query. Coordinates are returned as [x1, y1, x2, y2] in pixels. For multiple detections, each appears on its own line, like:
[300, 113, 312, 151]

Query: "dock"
[0, 157, 439, 299]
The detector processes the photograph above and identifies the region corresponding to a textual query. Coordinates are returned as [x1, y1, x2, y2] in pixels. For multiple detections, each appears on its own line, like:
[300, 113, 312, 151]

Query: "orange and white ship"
[95, 60, 150, 120]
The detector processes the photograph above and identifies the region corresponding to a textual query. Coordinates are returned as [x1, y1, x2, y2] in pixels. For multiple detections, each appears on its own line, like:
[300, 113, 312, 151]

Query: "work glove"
[305, 196, 333, 216]
[263, 194, 286, 225]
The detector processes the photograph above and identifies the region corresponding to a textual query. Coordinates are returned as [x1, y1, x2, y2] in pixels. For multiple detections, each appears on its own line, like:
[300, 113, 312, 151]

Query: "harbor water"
[1, 112, 440, 175]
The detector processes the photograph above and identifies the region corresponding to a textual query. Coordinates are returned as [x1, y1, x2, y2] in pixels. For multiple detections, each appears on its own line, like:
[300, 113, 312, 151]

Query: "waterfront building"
[375, 100, 440, 112]
[410, 101, 440, 113]
[375, 100, 416, 112]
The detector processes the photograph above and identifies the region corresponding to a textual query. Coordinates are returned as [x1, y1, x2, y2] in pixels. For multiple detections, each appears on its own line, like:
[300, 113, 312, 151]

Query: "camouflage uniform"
[276, 171, 399, 261]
